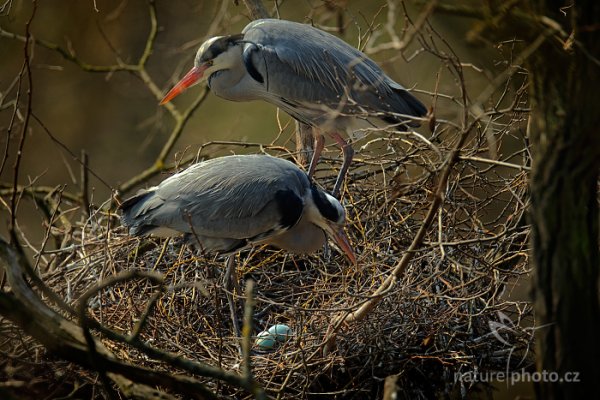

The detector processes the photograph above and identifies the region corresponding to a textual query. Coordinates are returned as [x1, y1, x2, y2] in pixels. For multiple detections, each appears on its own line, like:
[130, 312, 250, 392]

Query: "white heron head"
[306, 186, 355, 264]
[160, 34, 243, 105]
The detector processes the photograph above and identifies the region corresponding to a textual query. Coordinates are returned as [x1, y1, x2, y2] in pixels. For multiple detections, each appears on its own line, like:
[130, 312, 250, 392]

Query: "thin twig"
[9, 1, 37, 240]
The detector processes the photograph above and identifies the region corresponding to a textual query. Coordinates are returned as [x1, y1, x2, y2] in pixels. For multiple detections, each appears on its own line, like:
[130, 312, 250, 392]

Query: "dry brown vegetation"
[1, 1, 538, 398]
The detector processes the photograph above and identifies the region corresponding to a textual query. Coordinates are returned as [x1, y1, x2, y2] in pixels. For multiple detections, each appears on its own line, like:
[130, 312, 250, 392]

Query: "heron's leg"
[227, 256, 242, 296]
[329, 132, 354, 198]
[224, 256, 242, 342]
[307, 133, 325, 179]
[296, 121, 315, 169]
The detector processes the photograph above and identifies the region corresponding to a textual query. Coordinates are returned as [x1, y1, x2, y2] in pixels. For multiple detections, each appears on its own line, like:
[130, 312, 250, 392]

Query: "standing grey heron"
[119, 154, 355, 263]
[160, 19, 427, 197]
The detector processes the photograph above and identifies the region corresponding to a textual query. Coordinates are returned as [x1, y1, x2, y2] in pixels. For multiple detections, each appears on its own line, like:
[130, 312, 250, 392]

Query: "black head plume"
[310, 185, 345, 224]
[198, 34, 245, 62]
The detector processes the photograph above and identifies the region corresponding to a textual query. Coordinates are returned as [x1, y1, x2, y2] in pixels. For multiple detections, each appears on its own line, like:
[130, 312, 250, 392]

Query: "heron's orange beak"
[325, 223, 357, 265]
[160, 63, 210, 105]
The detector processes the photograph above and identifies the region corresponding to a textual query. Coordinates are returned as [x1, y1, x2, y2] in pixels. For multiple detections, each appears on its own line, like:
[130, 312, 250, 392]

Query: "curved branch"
[0, 238, 258, 399]
[323, 49, 475, 350]
[75, 270, 262, 394]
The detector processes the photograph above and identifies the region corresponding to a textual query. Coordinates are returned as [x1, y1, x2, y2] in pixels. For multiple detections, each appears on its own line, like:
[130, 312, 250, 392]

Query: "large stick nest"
[3, 117, 534, 398]
[0, 3, 538, 397]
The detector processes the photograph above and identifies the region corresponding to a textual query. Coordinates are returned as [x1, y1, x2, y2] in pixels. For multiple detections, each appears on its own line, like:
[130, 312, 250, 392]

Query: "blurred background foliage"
[0, 2, 540, 398]
[0, 0, 514, 245]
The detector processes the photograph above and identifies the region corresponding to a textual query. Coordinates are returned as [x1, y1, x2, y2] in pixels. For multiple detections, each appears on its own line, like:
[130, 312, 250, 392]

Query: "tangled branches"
[1, 120, 532, 397]
[0, 1, 536, 398]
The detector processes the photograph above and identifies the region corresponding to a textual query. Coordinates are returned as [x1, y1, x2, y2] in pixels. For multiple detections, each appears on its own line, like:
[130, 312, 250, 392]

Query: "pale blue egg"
[254, 324, 293, 350]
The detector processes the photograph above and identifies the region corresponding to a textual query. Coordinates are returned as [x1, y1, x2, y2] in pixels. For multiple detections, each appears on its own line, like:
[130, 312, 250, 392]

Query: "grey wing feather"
[121, 155, 309, 240]
[242, 19, 426, 119]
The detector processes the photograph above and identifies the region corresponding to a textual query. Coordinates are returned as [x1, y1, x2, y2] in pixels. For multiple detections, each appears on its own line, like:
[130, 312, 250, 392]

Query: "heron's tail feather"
[119, 189, 161, 236]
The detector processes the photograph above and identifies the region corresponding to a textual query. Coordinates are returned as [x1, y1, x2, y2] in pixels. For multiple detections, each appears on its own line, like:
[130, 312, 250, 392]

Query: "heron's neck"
[207, 48, 262, 101]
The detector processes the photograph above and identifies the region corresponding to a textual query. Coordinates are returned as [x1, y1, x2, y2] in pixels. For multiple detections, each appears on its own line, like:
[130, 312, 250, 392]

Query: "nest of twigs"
[4, 124, 532, 399]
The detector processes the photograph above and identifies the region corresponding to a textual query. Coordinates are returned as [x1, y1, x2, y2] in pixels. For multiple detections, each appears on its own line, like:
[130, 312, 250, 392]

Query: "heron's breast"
[209, 70, 264, 102]
[265, 222, 326, 254]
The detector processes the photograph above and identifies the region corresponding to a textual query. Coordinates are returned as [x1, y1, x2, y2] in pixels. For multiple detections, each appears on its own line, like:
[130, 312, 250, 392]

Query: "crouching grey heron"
[120, 154, 355, 263]
[160, 19, 427, 197]
[120, 154, 355, 339]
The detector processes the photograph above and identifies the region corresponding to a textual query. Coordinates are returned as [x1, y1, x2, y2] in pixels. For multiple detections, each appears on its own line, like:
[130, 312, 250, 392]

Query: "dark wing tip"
[119, 190, 155, 234]
[380, 88, 427, 129]
[119, 190, 152, 212]
[396, 88, 428, 118]
[127, 224, 158, 237]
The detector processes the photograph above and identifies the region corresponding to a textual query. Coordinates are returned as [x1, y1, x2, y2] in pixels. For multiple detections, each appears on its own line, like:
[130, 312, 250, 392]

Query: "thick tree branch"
[0, 237, 269, 398]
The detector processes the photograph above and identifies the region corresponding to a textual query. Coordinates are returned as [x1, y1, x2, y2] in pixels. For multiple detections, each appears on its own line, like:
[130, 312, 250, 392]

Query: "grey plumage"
[120, 155, 355, 261]
[191, 19, 426, 131]
[242, 20, 426, 127]
[160, 19, 427, 196]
